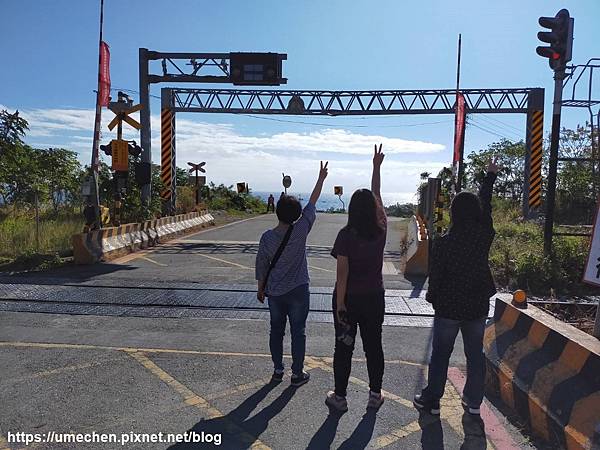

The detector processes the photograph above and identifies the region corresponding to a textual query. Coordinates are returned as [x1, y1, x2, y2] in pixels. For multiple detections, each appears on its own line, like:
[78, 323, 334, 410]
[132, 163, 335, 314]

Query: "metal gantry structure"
[158, 86, 545, 216]
[138, 49, 287, 207]
[169, 88, 536, 115]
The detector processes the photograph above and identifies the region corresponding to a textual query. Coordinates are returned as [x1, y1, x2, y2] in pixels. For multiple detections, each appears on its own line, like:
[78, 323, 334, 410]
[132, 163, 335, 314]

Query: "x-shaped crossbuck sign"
[107, 104, 143, 131]
[188, 162, 206, 173]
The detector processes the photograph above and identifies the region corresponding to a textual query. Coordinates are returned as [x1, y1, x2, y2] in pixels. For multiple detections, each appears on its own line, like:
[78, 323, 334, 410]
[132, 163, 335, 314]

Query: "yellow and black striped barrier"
[161, 107, 176, 210]
[484, 296, 600, 450]
[528, 110, 543, 209]
[72, 211, 215, 264]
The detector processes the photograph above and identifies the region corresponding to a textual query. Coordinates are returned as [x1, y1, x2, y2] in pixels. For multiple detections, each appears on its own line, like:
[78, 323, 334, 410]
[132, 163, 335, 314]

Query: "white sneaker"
[325, 391, 348, 412]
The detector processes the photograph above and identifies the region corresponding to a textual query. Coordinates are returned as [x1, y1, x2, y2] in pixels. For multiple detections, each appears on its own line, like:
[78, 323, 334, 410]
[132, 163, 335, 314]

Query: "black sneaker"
[290, 371, 310, 387]
[413, 394, 440, 415]
[271, 371, 284, 383]
[461, 398, 481, 415]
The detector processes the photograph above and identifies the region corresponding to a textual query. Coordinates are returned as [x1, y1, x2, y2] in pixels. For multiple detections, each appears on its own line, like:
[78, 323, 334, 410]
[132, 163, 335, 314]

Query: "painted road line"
[113, 215, 263, 265]
[312, 355, 471, 444]
[373, 420, 421, 448]
[176, 214, 264, 241]
[0, 434, 9, 450]
[0, 341, 433, 367]
[204, 378, 274, 402]
[308, 356, 413, 408]
[195, 253, 253, 269]
[308, 265, 334, 273]
[125, 350, 270, 450]
[139, 256, 168, 267]
[3, 357, 122, 385]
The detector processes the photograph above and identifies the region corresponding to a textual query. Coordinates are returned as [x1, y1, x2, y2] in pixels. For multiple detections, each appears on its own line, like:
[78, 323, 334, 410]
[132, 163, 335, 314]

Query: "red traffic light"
[536, 8, 573, 71]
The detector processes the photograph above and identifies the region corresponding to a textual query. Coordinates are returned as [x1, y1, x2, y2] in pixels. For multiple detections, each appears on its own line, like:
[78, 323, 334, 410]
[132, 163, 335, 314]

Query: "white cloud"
[6, 104, 450, 204]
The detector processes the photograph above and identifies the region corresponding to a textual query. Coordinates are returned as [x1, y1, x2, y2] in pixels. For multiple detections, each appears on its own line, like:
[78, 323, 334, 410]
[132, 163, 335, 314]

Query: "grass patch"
[0, 207, 83, 260]
[489, 201, 592, 297]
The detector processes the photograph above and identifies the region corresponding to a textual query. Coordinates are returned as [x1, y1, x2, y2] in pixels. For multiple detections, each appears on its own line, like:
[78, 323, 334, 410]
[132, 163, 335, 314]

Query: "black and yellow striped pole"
[522, 88, 545, 219]
[528, 111, 544, 210]
[161, 88, 176, 215]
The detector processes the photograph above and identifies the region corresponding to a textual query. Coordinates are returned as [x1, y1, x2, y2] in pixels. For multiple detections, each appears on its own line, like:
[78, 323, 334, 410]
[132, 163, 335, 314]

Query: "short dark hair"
[276, 195, 302, 224]
[450, 191, 482, 227]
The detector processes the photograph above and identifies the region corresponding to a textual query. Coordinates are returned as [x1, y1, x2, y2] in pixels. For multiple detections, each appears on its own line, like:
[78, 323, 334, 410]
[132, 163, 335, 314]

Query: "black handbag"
[262, 225, 294, 293]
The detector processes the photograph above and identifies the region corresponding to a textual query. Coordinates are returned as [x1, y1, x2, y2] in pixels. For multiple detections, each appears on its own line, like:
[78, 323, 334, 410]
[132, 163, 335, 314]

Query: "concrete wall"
[72, 211, 215, 264]
[484, 297, 600, 450]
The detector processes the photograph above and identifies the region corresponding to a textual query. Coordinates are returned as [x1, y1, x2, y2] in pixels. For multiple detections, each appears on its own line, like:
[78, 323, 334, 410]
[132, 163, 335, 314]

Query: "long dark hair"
[450, 191, 482, 229]
[346, 189, 383, 240]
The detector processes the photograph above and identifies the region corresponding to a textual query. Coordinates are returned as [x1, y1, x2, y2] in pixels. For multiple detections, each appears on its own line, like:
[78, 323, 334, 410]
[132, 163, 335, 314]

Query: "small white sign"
[583, 200, 600, 286]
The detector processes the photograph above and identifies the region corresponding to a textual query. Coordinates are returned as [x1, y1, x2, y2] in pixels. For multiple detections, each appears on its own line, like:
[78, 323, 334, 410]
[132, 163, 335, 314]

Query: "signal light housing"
[536, 9, 574, 71]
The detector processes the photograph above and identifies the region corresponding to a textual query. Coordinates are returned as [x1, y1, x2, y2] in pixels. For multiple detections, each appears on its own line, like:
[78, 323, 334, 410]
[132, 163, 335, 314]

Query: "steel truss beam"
[169, 88, 538, 115]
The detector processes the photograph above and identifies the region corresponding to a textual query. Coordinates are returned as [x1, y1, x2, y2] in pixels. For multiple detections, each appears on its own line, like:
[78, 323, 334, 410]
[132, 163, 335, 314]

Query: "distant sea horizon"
[252, 191, 411, 211]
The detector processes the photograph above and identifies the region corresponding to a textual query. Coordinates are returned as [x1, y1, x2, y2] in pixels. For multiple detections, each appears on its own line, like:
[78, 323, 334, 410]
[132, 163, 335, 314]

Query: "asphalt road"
[0, 215, 536, 449]
[5, 213, 414, 290]
[0, 312, 534, 450]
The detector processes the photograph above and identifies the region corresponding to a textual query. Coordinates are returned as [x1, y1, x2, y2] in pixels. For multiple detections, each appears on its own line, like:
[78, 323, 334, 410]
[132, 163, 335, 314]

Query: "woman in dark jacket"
[325, 144, 387, 412]
[414, 158, 499, 416]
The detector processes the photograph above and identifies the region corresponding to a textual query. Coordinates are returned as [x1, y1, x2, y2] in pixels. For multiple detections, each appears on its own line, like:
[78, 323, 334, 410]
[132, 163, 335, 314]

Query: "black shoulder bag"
[262, 225, 294, 294]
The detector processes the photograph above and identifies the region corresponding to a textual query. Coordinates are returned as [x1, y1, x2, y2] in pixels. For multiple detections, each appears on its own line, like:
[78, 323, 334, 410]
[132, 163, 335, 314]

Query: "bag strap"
[263, 225, 294, 290]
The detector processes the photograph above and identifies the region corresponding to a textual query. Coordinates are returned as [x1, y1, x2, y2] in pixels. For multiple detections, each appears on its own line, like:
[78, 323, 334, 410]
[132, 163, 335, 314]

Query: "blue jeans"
[267, 283, 310, 375]
[422, 316, 487, 407]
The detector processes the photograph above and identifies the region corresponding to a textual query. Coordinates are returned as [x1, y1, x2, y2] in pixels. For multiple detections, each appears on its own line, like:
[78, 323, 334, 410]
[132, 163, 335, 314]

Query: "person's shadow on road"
[168, 381, 296, 449]
[306, 408, 378, 450]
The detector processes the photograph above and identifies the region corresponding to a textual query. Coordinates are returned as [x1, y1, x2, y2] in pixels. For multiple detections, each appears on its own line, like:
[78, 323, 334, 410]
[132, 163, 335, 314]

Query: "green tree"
[40, 148, 83, 212]
[465, 139, 526, 200]
[555, 124, 598, 224]
[0, 110, 28, 149]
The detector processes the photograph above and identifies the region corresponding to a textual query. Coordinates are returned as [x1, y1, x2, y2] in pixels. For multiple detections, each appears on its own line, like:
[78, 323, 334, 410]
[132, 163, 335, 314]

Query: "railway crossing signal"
[107, 92, 143, 132]
[536, 9, 574, 71]
[187, 161, 206, 173]
[188, 161, 206, 207]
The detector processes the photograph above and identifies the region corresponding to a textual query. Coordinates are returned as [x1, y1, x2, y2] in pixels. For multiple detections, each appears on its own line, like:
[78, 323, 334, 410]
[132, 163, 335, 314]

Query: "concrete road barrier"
[404, 215, 429, 276]
[484, 296, 600, 450]
[72, 211, 215, 264]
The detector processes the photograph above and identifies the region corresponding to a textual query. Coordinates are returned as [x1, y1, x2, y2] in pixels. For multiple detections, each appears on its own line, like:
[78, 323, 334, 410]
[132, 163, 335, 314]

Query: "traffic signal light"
[536, 9, 574, 71]
[128, 140, 142, 158]
[100, 143, 112, 156]
[229, 53, 286, 86]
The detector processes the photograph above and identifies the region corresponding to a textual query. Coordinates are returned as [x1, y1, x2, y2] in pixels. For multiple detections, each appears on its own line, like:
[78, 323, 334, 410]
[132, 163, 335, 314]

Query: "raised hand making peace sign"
[373, 143, 385, 167]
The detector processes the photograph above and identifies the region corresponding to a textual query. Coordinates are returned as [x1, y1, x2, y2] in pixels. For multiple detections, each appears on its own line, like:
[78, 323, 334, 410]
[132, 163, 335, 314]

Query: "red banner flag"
[453, 92, 466, 165]
[99, 41, 111, 107]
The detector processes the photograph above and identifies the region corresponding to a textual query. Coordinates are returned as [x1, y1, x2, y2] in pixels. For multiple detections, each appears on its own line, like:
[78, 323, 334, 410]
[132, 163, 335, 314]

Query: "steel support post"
[543, 72, 566, 255]
[139, 48, 152, 206]
[523, 88, 545, 219]
[160, 88, 176, 215]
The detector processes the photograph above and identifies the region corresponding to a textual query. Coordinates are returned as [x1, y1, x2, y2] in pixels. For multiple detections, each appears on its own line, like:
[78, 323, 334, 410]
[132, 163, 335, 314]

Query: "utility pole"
[139, 48, 152, 207]
[89, 0, 105, 228]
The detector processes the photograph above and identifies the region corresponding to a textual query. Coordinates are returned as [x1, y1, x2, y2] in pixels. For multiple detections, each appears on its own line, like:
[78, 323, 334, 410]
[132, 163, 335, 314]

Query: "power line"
[240, 114, 453, 128]
[475, 115, 523, 138]
[467, 119, 515, 140]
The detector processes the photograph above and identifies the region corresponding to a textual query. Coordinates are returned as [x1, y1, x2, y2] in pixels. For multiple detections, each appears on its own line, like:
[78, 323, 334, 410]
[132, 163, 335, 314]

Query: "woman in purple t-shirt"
[326, 144, 387, 412]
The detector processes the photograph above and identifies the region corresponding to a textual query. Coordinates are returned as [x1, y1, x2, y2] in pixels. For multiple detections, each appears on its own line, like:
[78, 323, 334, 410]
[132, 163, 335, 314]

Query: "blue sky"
[1, 0, 599, 203]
